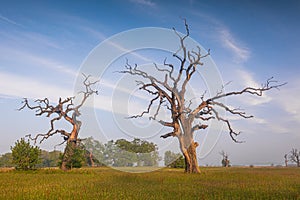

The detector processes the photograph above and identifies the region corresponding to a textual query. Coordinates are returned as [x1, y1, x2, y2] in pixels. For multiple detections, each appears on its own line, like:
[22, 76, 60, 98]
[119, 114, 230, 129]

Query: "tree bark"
[61, 140, 77, 171]
[185, 142, 200, 173]
[89, 152, 95, 167]
[61, 112, 81, 170]
[179, 134, 201, 173]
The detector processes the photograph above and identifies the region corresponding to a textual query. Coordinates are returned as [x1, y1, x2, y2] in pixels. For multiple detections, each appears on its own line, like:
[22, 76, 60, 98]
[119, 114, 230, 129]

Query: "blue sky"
[0, 0, 299, 166]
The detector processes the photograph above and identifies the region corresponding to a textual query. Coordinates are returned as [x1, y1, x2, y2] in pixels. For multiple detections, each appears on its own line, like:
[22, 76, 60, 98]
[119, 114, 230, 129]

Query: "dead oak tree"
[284, 154, 289, 167]
[289, 148, 300, 167]
[18, 74, 98, 170]
[220, 151, 230, 167]
[120, 20, 286, 173]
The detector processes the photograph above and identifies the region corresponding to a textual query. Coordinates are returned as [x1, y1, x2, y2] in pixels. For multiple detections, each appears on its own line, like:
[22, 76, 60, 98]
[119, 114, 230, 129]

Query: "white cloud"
[129, 0, 156, 7]
[100, 77, 154, 100]
[219, 28, 250, 63]
[0, 70, 154, 117]
[79, 26, 107, 41]
[0, 72, 72, 101]
[0, 14, 24, 28]
[20, 51, 78, 77]
[94, 94, 148, 116]
[0, 71, 128, 116]
[0, 46, 77, 77]
[232, 69, 272, 106]
[190, 12, 250, 63]
[20, 32, 64, 50]
[236, 69, 260, 88]
[107, 40, 151, 62]
[273, 79, 300, 123]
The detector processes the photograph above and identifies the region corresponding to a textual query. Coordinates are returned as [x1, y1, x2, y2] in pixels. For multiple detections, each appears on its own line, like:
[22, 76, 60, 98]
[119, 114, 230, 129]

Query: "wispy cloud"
[20, 51, 78, 77]
[0, 71, 72, 101]
[21, 32, 64, 50]
[79, 26, 107, 41]
[219, 28, 250, 63]
[0, 71, 122, 115]
[0, 14, 24, 28]
[190, 11, 250, 63]
[224, 69, 272, 106]
[107, 40, 152, 62]
[235, 69, 272, 105]
[100, 79, 149, 101]
[273, 78, 300, 123]
[236, 69, 260, 88]
[0, 28, 65, 50]
[0, 46, 77, 77]
[129, 0, 156, 7]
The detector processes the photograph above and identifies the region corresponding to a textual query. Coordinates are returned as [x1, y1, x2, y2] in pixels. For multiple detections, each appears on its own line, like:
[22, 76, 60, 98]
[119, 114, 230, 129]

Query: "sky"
[0, 0, 299, 166]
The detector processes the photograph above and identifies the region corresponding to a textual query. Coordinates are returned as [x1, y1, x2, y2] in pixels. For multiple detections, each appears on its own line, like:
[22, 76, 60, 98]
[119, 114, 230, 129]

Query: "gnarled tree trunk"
[61, 141, 76, 170]
[179, 132, 201, 173]
[61, 113, 81, 170]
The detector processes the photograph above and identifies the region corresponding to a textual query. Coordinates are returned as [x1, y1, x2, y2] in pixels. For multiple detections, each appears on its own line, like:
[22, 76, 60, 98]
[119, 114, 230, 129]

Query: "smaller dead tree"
[284, 154, 288, 167]
[220, 151, 230, 167]
[18, 74, 98, 170]
[289, 148, 300, 167]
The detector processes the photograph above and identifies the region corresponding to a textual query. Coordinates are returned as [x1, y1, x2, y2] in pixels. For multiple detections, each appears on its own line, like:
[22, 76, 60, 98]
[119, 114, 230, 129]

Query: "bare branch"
[208, 78, 287, 102]
[157, 120, 174, 127]
[192, 124, 208, 132]
[19, 74, 99, 144]
[128, 94, 160, 119]
[289, 148, 300, 167]
[76, 73, 99, 109]
[210, 101, 253, 119]
[152, 96, 165, 120]
[160, 132, 176, 139]
[211, 108, 243, 143]
[163, 58, 176, 82]
[119, 60, 174, 104]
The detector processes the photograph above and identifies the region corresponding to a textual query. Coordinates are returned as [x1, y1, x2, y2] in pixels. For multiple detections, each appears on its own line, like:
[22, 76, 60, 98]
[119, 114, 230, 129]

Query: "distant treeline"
[0, 137, 162, 168]
[1, 137, 187, 169]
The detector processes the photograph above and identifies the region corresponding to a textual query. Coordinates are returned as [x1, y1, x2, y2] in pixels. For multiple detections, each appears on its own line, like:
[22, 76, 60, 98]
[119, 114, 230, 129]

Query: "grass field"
[0, 167, 299, 199]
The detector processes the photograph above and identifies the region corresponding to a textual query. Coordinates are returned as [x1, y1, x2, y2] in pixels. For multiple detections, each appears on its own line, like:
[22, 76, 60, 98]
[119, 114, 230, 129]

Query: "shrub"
[11, 138, 41, 170]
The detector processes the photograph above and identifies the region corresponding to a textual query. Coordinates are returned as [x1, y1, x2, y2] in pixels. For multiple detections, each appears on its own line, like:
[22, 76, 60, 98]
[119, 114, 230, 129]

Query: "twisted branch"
[18, 74, 99, 144]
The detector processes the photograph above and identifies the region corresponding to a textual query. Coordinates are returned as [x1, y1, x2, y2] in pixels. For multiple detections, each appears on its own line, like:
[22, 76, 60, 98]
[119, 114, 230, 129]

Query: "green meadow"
[0, 167, 299, 200]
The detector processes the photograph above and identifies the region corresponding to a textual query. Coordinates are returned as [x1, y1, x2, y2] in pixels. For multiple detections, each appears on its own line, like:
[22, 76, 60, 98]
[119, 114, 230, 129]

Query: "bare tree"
[18, 74, 98, 170]
[284, 154, 288, 167]
[120, 20, 286, 173]
[220, 151, 230, 167]
[289, 148, 300, 167]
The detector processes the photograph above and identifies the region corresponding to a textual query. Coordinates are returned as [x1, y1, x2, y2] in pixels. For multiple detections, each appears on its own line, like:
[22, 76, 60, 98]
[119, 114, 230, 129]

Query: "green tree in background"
[82, 137, 105, 167]
[115, 138, 160, 167]
[0, 153, 14, 167]
[58, 143, 86, 169]
[11, 138, 41, 170]
[220, 151, 230, 167]
[164, 151, 185, 168]
[39, 150, 61, 167]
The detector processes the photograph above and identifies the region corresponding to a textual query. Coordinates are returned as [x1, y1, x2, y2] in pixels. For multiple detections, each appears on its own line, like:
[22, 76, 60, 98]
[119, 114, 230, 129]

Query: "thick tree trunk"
[61, 141, 76, 171]
[179, 135, 201, 173]
[184, 142, 201, 173]
[61, 120, 80, 170]
[89, 152, 95, 167]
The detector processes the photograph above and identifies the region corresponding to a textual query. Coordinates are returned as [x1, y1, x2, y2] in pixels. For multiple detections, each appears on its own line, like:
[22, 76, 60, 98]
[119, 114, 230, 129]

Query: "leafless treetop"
[18, 74, 99, 144]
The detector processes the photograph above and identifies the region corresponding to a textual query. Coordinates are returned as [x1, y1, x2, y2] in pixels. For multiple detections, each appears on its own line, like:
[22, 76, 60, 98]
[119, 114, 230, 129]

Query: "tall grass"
[0, 167, 299, 199]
